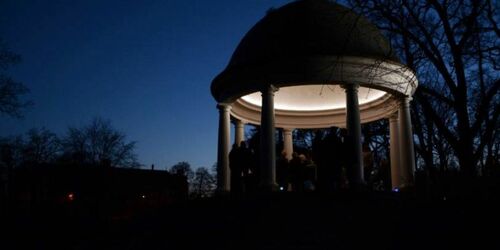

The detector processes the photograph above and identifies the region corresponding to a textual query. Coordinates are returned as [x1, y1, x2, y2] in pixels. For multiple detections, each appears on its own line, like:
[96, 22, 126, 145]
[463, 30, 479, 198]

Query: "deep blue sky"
[0, 0, 291, 170]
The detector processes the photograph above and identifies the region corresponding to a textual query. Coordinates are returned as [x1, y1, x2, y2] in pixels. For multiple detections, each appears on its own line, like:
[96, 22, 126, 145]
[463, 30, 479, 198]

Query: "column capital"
[261, 84, 279, 94]
[233, 119, 245, 127]
[217, 103, 231, 111]
[389, 112, 399, 121]
[341, 83, 360, 92]
[282, 128, 294, 134]
[399, 96, 413, 106]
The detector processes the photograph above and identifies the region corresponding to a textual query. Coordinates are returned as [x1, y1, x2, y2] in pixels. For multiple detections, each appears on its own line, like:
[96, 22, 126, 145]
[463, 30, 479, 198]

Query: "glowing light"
[240, 85, 387, 111]
[67, 192, 75, 201]
[393, 188, 399, 193]
[141, 194, 146, 199]
[279, 187, 284, 191]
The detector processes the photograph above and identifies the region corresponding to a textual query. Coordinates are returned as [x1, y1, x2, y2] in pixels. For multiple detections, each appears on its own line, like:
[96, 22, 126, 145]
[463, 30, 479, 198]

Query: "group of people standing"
[277, 151, 317, 192]
[228, 142, 258, 193]
[228, 130, 389, 193]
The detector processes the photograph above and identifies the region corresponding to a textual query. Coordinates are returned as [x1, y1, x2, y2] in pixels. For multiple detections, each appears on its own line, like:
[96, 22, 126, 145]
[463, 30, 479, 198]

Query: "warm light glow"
[240, 85, 387, 111]
[141, 194, 146, 199]
[67, 192, 75, 201]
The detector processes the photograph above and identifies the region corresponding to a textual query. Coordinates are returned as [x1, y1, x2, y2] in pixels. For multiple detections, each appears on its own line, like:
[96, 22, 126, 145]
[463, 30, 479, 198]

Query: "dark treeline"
[0, 117, 140, 169]
[0, 119, 217, 200]
[168, 161, 216, 199]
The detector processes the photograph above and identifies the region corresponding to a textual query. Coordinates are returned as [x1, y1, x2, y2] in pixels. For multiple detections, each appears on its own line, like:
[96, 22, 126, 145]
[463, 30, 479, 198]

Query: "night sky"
[0, 0, 291, 170]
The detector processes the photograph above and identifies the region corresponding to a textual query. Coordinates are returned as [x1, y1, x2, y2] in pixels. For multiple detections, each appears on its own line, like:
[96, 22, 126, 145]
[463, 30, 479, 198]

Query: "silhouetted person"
[242, 142, 258, 193]
[362, 143, 374, 185]
[289, 152, 303, 192]
[229, 143, 243, 193]
[329, 132, 344, 191]
[312, 134, 326, 192]
[239, 143, 250, 193]
[276, 150, 289, 191]
[303, 154, 317, 192]
[377, 158, 391, 191]
[340, 129, 353, 190]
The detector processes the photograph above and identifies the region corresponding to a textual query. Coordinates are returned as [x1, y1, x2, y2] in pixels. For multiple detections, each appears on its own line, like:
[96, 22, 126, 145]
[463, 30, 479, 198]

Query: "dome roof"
[211, 0, 401, 103]
[229, 0, 398, 67]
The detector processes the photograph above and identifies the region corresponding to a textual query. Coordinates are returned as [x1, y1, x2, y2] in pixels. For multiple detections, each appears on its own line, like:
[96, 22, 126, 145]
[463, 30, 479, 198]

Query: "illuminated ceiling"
[240, 85, 387, 111]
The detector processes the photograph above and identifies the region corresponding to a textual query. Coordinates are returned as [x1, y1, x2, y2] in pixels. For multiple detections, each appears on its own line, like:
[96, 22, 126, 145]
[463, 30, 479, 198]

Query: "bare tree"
[361, 120, 390, 163]
[293, 129, 318, 151]
[0, 39, 32, 117]
[349, 0, 500, 177]
[190, 167, 216, 198]
[0, 136, 24, 168]
[22, 128, 61, 165]
[62, 118, 140, 168]
[169, 161, 196, 196]
[169, 161, 194, 180]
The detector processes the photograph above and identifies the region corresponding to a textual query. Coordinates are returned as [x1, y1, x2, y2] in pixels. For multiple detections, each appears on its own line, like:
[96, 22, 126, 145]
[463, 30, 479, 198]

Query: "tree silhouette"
[22, 128, 61, 165]
[349, 0, 500, 177]
[190, 167, 216, 198]
[0, 39, 32, 118]
[0, 136, 24, 168]
[61, 117, 140, 168]
[169, 161, 194, 180]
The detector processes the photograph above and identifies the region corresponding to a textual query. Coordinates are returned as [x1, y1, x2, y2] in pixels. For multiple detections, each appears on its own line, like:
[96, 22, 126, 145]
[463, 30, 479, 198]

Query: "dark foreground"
[3, 192, 500, 250]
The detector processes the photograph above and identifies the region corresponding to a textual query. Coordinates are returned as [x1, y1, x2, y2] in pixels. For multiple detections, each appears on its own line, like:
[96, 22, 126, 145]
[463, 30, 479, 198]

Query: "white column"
[399, 97, 416, 188]
[260, 85, 278, 191]
[283, 128, 294, 161]
[217, 103, 231, 192]
[343, 84, 364, 186]
[389, 113, 401, 190]
[234, 119, 245, 146]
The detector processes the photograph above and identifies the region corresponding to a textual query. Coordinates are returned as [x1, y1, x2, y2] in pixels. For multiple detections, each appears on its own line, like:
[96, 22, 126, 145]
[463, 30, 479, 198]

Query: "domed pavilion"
[211, 0, 417, 191]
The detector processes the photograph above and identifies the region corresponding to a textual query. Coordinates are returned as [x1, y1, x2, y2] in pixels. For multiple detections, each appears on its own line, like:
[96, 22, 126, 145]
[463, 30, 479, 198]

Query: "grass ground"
[3, 191, 500, 249]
